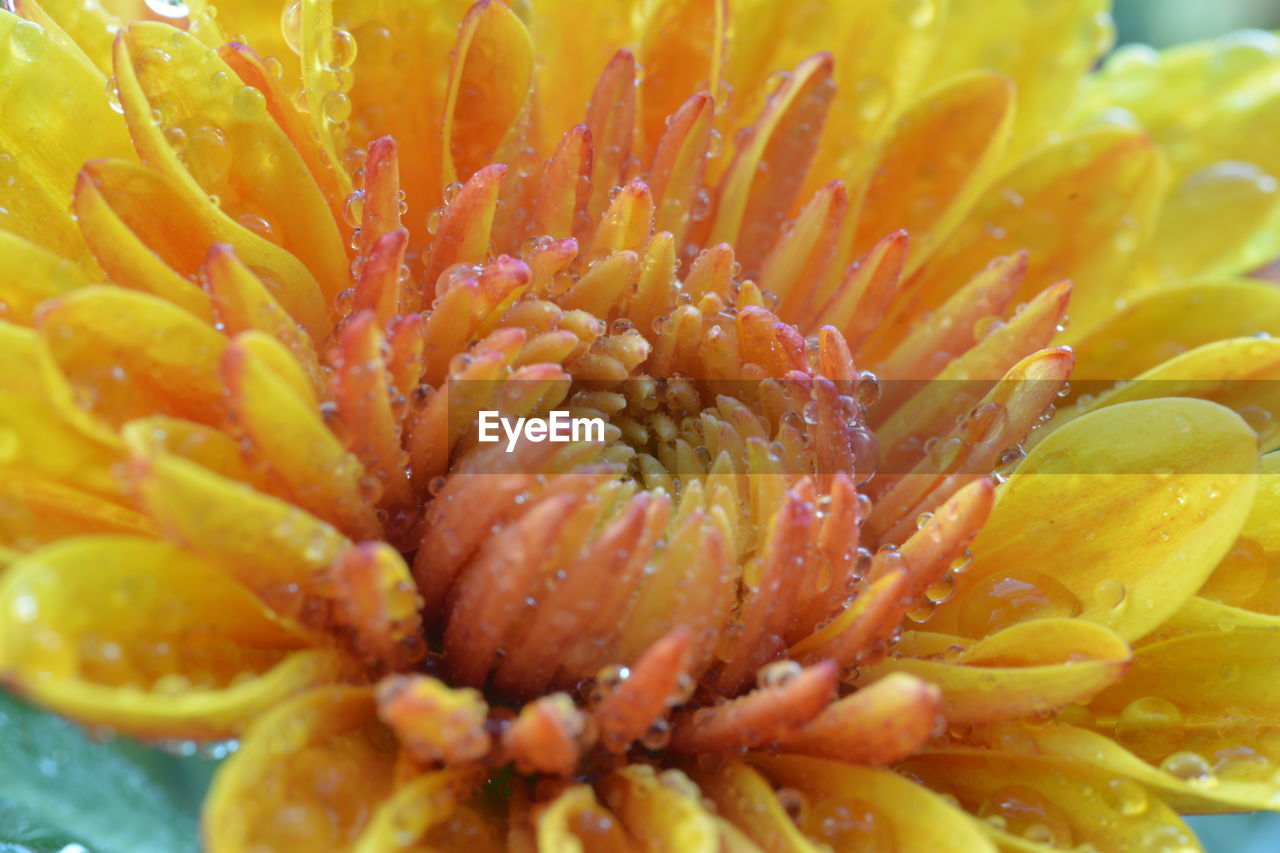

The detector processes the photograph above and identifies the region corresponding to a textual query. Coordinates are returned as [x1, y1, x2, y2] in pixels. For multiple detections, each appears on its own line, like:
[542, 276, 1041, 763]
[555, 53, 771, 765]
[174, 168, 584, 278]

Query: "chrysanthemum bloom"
[2, 0, 1280, 849]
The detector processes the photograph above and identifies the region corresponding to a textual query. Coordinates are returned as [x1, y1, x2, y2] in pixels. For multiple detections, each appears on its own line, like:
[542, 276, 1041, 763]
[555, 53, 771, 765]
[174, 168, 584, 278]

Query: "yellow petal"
[865, 619, 1129, 724]
[724, 0, 947, 196]
[601, 765, 720, 853]
[223, 331, 379, 539]
[708, 52, 834, 273]
[748, 754, 999, 853]
[637, 0, 724, 154]
[901, 742, 1204, 852]
[535, 785, 637, 853]
[114, 22, 348, 303]
[0, 322, 44, 397]
[1081, 31, 1280, 181]
[120, 415, 275, 492]
[204, 686, 396, 852]
[0, 473, 154, 550]
[0, 11, 131, 266]
[0, 535, 341, 739]
[524, 0, 634, 154]
[991, 720, 1280, 814]
[37, 285, 227, 427]
[1054, 337, 1280, 453]
[17, 0, 120, 73]
[902, 128, 1164, 341]
[693, 763, 823, 853]
[924, 0, 1112, 154]
[931, 398, 1258, 641]
[0, 230, 88, 327]
[129, 444, 351, 608]
[1089, 628, 1280, 801]
[72, 162, 214, 321]
[204, 244, 327, 388]
[354, 767, 482, 853]
[0, 389, 125, 498]
[73, 157, 329, 336]
[1149, 161, 1280, 281]
[1068, 280, 1280, 379]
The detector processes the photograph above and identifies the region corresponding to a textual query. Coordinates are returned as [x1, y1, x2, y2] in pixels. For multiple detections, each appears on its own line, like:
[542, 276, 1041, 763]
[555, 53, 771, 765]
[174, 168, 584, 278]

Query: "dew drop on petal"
[1115, 696, 1184, 760]
[1104, 777, 1148, 816]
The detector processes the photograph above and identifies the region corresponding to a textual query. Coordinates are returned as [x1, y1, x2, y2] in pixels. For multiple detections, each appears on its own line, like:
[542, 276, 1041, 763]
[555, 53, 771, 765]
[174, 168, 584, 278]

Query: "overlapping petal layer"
[0, 1, 1278, 851]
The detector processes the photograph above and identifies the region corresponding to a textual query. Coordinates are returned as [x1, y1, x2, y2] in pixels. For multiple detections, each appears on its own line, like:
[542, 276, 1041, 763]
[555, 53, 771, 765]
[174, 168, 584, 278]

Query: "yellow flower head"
[1, 0, 1280, 850]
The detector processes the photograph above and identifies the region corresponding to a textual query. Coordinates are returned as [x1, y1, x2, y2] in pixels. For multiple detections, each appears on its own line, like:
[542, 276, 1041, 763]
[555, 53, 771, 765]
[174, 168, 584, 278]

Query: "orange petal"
[853, 72, 1014, 273]
[440, 0, 533, 185]
[375, 675, 490, 766]
[503, 693, 586, 776]
[594, 627, 692, 753]
[708, 52, 835, 275]
[668, 661, 837, 754]
[780, 672, 943, 766]
[636, 0, 725, 153]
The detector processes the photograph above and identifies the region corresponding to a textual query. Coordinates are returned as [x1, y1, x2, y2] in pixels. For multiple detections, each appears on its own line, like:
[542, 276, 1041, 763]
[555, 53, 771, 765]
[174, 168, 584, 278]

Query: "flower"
[1, 0, 1279, 850]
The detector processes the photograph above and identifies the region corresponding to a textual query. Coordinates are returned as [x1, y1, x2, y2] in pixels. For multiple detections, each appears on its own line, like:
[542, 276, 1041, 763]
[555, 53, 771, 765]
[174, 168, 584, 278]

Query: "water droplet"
[1096, 778, 1148, 822]
[639, 719, 671, 750]
[1116, 696, 1184, 761]
[232, 85, 266, 120]
[329, 27, 357, 68]
[1093, 578, 1126, 610]
[892, 0, 936, 28]
[342, 190, 365, 228]
[958, 569, 1082, 636]
[774, 787, 807, 824]
[977, 785, 1072, 848]
[1160, 751, 1217, 788]
[756, 659, 803, 689]
[281, 1, 303, 55]
[322, 90, 352, 123]
[8, 19, 47, 62]
[926, 572, 956, 604]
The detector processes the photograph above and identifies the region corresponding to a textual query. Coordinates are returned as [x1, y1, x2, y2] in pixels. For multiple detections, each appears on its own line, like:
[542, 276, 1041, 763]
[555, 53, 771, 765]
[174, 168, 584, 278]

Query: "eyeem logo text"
[477, 411, 607, 452]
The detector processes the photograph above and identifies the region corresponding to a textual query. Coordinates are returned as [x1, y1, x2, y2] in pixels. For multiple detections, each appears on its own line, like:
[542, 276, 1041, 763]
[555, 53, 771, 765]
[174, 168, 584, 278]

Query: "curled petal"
[503, 693, 586, 776]
[204, 687, 396, 852]
[375, 675, 490, 766]
[0, 536, 338, 740]
[601, 765, 720, 853]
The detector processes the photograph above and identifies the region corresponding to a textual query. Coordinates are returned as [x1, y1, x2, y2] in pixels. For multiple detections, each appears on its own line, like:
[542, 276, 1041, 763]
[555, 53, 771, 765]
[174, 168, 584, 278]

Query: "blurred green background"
[1115, 0, 1280, 848]
[1115, 0, 1280, 46]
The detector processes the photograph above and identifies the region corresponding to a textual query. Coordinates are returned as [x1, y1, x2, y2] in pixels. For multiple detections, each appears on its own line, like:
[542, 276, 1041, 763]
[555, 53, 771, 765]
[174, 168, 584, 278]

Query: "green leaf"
[0, 690, 215, 853]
